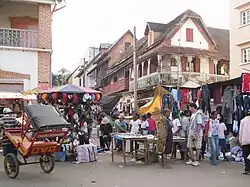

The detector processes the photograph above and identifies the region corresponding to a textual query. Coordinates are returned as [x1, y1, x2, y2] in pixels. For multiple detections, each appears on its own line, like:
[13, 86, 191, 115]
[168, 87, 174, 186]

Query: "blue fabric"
[171, 89, 178, 102]
[114, 135, 124, 140]
[209, 135, 219, 165]
[177, 90, 182, 101]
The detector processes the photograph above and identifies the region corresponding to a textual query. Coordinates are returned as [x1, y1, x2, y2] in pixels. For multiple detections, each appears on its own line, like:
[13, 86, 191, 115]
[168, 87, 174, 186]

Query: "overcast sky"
[52, 0, 230, 72]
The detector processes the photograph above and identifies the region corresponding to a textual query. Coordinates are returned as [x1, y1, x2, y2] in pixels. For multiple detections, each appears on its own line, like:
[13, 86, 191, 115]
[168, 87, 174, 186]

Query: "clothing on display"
[199, 85, 211, 114]
[222, 86, 234, 124]
[242, 73, 250, 93]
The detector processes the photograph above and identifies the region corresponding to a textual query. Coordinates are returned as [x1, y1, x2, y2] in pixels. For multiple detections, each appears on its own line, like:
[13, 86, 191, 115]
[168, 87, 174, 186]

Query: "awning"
[181, 80, 200, 89]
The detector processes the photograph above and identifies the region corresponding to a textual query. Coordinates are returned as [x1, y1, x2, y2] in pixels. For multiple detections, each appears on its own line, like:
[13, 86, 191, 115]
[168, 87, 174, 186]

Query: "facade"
[230, 0, 250, 78]
[0, 0, 55, 91]
[99, 9, 229, 110]
[79, 31, 133, 92]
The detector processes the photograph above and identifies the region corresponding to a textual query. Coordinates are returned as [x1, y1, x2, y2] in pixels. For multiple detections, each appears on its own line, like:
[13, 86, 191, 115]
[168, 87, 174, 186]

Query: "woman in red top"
[147, 113, 157, 135]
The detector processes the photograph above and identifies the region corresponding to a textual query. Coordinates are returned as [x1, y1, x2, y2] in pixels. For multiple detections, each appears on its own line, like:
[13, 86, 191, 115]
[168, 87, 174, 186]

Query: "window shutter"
[181, 56, 187, 72]
[186, 28, 193, 42]
[195, 57, 200, 72]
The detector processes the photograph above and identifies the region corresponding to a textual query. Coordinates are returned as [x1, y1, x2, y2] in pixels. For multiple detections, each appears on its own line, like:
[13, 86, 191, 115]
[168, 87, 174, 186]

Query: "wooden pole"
[133, 27, 138, 111]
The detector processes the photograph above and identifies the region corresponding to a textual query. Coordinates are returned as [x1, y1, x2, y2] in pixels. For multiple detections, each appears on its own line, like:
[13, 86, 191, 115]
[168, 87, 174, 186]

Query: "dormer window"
[148, 31, 154, 46]
[186, 28, 193, 42]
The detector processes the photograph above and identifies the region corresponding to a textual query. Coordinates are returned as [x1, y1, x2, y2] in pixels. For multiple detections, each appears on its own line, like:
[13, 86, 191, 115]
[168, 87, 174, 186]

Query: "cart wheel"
[4, 153, 20, 179]
[40, 154, 55, 173]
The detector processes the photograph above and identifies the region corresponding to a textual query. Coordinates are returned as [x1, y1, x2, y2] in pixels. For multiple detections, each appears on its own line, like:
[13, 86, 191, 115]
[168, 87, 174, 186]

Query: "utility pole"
[133, 26, 138, 111]
[81, 58, 86, 87]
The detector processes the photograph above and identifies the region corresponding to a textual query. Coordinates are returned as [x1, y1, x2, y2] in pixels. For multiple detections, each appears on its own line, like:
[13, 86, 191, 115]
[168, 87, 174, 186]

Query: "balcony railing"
[130, 71, 229, 90]
[0, 28, 38, 48]
[103, 78, 129, 95]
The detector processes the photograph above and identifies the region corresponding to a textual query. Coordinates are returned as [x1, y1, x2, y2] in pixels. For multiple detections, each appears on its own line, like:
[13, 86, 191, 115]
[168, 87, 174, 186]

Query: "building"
[75, 31, 133, 91]
[0, 0, 57, 92]
[100, 9, 229, 110]
[230, 0, 250, 78]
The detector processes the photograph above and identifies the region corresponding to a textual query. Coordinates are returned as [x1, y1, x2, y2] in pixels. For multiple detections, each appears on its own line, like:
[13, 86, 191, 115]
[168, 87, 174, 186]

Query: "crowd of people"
[95, 103, 250, 174]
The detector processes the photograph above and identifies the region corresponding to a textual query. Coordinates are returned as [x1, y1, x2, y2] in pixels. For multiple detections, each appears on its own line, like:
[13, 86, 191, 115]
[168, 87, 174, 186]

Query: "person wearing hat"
[100, 116, 113, 151]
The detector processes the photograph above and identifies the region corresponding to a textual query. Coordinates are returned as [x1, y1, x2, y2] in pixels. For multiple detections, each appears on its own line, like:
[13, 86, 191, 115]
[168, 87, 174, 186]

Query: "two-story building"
[102, 9, 229, 102]
[230, 0, 250, 78]
[85, 30, 134, 93]
[0, 0, 57, 92]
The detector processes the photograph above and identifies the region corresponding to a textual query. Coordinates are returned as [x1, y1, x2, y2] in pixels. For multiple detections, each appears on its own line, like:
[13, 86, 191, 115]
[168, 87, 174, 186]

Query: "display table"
[111, 133, 153, 166]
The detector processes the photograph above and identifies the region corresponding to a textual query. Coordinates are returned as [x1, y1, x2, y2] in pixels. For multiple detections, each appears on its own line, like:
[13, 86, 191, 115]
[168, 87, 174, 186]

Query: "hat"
[3, 108, 12, 114]
[101, 117, 110, 125]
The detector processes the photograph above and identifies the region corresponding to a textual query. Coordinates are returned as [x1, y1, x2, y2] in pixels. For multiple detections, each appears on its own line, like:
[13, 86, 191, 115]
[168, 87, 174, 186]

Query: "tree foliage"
[52, 67, 70, 86]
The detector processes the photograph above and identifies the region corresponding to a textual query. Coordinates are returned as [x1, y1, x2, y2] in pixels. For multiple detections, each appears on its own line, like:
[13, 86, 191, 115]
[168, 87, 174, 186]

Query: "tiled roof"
[0, 70, 30, 80]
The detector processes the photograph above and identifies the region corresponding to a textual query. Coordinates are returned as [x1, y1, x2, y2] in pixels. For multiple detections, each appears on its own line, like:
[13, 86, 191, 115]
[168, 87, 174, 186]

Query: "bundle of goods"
[74, 143, 97, 163]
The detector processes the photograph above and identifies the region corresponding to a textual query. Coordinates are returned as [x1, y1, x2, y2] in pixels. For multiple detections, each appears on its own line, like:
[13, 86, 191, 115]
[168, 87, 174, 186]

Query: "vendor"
[141, 115, 149, 135]
[100, 117, 113, 151]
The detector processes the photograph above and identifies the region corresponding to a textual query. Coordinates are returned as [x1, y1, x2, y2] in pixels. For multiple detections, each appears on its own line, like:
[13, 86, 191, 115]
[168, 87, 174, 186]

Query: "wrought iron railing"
[0, 27, 38, 48]
[129, 71, 230, 90]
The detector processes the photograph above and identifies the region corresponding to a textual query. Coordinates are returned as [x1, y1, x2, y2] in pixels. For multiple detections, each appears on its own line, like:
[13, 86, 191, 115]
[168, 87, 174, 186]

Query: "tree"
[52, 67, 70, 86]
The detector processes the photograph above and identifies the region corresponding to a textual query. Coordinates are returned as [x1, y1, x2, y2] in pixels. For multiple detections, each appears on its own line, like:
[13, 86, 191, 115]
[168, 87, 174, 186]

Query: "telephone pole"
[133, 26, 138, 111]
[81, 58, 86, 87]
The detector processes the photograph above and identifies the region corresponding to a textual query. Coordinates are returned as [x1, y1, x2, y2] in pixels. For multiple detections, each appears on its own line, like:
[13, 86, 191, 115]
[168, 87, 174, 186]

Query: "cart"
[2, 105, 70, 179]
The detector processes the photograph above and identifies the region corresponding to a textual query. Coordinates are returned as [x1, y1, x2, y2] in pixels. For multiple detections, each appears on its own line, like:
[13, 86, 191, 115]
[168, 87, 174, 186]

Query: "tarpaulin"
[99, 95, 121, 114]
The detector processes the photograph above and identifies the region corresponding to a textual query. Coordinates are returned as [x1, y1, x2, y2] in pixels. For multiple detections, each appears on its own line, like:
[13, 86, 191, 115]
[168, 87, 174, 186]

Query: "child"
[218, 115, 228, 161]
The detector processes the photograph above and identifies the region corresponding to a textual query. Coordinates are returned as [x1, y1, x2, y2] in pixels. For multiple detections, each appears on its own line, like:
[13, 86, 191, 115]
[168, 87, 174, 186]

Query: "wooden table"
[111, 134, 150, 166]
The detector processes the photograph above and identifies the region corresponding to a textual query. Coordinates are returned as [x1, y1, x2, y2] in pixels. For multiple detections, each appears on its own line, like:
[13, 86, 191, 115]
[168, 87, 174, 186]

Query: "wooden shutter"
[181, 56, 187, 72]
[186, 28, 193, 42]
[195, 57, 200, 72]
[209, 58, 215, 74]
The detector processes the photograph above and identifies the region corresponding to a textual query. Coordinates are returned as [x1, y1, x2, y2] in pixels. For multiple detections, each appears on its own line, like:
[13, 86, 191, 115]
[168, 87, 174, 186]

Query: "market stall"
[37, 84, 102, 163]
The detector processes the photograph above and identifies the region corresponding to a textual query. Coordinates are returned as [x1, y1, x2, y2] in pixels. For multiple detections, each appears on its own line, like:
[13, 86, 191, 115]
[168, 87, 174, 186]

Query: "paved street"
[0, 153, 250, 187]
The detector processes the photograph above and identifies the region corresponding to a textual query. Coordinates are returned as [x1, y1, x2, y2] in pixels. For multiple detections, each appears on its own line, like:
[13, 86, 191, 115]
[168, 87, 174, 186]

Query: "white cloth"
[218, 122, 227, 139]
[141, 120, 149, 135]
[130, 119, 141, 134]
[172, 118, 181, 135]
[76, 143, 97, 163]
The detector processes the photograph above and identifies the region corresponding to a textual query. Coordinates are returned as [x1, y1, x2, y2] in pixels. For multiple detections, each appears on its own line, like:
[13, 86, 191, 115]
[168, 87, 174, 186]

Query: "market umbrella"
[48, 84, 85, 93]
[0, 92, 25, 99]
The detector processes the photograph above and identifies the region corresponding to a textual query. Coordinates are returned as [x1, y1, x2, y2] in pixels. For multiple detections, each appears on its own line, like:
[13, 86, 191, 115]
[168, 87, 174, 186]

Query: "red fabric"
[68, 107, 74, 116]
[197, 89, 202, 104]
[73, 94, 79, 104]
[213, 88, 222, 104]
[147, 118, 157, 131]
[62, 93, 68, 104]
[242, 73, 250, 93]
[181, 89, 189, 104]
[205, 120, 210, 138]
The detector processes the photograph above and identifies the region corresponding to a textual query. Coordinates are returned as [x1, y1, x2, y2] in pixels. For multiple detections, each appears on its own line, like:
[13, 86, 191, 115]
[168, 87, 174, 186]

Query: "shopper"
[207, 111, 220, 165]
[217, 114, 228, 161]
[147, 113, 157, 135]
[141, 114, 149, 135]
[100, 116, 113, 151]
[186, 103, 204, 167]
[239, 111, 250, 175]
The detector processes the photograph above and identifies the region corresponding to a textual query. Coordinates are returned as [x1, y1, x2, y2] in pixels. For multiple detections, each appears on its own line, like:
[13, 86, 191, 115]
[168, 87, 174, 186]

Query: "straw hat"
[101, 116, 110, 125]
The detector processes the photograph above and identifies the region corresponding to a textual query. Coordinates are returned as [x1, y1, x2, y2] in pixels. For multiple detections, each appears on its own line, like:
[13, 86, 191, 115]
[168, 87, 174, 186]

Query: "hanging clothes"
[197, 88, 202, 105]
[222, 86, 233, 124]
[192, 89, 198, 103]
[181, 89, 189, 104]
[200, 85, 211, 114]
[213, 87, 222, 104]
[171, 89, 178, 102]
[242, 73, 250, 93]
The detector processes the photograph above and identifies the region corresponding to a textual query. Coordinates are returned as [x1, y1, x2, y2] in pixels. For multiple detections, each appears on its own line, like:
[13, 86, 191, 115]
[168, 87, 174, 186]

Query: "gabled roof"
[144, 22, 167, 35]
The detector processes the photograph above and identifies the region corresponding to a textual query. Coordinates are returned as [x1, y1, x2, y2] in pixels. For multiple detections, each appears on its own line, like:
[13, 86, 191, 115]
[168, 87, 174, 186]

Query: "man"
[186, 103, 204, 166]
[239, 111, 250, 175]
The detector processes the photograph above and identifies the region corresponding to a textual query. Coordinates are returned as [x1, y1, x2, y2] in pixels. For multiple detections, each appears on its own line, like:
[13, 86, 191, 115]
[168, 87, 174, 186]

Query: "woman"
[147, 113, 157, 135]
[217, 114, 228, 161]
[171, 111, 182, 159]
[207, 111, 220, 165]
[100, 117, 113, 151]
[141, 115, 149, 135]
[115, 114, 127, 151]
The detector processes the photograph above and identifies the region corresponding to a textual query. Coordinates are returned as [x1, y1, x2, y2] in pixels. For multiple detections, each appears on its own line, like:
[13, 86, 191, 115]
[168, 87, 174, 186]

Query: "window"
[186, 28, 193, 42]
[241, 10, 250, 26]
[171, 58, 177, 66]
[125, 42, 131, 50]
[242, 48, 250, 63]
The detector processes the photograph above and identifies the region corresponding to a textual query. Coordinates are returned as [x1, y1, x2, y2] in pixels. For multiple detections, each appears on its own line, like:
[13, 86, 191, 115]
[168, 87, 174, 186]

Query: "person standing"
[141, 115, 149, 135]
[207, 111, 220, 165]
[129, 113, 141, 151]
[147, 113, 157, 135]
[100, 117, 113, 151]
[171, 111, 182, 159]
[186, 103, 204, 167]
[217, 114, 228, 161]
[239, 111, 250, 175]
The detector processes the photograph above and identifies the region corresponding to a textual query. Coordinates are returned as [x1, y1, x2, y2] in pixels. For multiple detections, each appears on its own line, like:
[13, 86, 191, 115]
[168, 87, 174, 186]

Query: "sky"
[51, 0, 230, 73]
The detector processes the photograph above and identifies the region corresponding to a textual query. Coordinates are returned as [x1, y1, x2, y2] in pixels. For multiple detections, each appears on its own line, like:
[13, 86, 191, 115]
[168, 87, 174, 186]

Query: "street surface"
[0, 153, 250, 187]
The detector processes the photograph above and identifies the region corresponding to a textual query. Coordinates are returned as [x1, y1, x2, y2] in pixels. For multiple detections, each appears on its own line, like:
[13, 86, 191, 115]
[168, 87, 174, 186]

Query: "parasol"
[46, 84, 101, 94]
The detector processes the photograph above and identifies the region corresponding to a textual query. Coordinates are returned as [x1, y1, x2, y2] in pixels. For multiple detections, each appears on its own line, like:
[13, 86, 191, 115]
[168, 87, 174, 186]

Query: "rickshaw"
[2, 105, 70, 179]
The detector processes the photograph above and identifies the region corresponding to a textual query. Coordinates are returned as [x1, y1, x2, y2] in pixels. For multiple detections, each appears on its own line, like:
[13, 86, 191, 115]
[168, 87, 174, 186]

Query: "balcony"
[102, 78, 129, 95]
[129, 71, 229, 90]
[0, 28, 38, 49]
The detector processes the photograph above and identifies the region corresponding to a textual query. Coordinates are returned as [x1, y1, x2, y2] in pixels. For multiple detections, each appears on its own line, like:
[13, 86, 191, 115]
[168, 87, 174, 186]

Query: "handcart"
[2, 105, 70, 179]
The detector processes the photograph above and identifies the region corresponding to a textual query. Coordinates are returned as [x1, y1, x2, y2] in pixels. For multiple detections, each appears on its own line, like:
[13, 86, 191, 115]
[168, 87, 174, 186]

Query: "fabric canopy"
[181, 80, 200, 88]
[46, 84, 101, 94]
[99, 95, 121, 114]
[138, 86, 172, 115]
[0, 92, 25, 99]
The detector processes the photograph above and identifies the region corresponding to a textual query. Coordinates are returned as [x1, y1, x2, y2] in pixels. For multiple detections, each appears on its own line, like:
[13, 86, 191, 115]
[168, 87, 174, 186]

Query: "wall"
[0, 1, 38, 28]
[200, 57, 210, 74]
[37, 3, 52, 87]
[0, 50, 38, 90]
[85, 63, 96, 88]
[171, 18, 209, 49]
[108, 32, 133, 67]
[230, 0, 250, 78]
